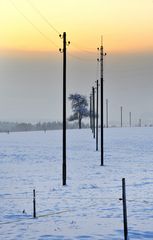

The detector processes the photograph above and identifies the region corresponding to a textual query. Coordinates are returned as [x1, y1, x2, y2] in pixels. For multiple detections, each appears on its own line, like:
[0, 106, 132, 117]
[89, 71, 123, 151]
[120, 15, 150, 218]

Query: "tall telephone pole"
[92, 86, 95, 139]
[97, 37, 106, 166]
[90, 94, 92, 129]
[106, 99, 109, 128]
[96, 80, 99, 151]
[59, 32, 70, 186]
[121, 106, 123, 128]
[129, 112, 131, 127]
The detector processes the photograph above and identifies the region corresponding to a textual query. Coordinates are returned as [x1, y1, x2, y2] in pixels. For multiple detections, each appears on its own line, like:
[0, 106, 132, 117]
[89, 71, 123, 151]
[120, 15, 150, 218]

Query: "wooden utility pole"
[129, 112, 131, 127]
[90, 94, 92, 129]
[92, 86, 95, 138]
[91, 93, 93, 131]
[63, 32, 67, 186]
[96, 80, 99, 151]
[106, 99, 109, 128]
[59, 32, 70, 186]
[98, 37, 106, 166]
[121, 106, 123, 128]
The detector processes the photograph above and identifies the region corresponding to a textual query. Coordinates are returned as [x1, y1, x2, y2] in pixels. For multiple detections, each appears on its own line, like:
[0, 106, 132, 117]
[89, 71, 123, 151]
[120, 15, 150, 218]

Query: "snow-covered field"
[0, 127, 153, 240]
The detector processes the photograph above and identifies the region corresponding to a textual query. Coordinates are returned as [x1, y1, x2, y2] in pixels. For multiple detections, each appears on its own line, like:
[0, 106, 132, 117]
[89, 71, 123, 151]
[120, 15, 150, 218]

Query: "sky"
[0, 0, 153, 125]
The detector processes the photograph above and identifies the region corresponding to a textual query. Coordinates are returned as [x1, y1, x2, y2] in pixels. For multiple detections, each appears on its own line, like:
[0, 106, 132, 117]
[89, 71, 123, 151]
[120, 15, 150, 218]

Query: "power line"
[24, 0, 98, 59]
[26, 0, 61, 35]
[9, 0, 59, 49]
[70, 41, 96, 54]
[68, 52, 95, 62]
[26, 0, 98, 57]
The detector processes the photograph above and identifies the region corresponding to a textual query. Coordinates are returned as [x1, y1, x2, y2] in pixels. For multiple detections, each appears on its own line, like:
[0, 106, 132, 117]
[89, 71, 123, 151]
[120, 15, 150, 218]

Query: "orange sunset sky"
[1, 0, 153, 53]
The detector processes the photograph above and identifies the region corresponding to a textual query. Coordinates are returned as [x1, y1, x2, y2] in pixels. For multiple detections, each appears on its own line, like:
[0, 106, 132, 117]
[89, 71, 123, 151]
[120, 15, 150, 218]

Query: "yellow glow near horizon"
[0, 0, 153, 53]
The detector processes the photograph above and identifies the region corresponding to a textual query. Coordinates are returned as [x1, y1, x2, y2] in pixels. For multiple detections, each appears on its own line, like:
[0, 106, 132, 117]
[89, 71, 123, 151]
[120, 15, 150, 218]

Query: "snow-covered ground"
[0, 127, 153, 239]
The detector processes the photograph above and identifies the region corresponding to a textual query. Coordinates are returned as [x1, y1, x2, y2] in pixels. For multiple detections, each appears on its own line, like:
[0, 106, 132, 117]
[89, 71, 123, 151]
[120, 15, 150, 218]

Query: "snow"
[0, 127, 153, 239]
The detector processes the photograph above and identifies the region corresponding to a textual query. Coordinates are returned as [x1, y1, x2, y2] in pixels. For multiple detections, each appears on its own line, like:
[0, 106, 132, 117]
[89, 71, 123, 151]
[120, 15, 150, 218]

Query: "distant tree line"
[0, 121, 89, 133]
[0, 93, 91, 133]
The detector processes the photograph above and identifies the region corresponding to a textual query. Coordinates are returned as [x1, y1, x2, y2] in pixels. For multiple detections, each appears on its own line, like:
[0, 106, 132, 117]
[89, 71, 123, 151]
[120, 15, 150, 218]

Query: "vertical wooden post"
[33, 189, 36, 218]
[106, 99, 108, 128]
[100, 44, 104, 165]
[139, 118, 141, 127]
[129, 112, 131, 127]
[59, 32, 70, 186]
[63, 32, 67, 186]
[122, 178, 128, 240]
[92, 87, 95, 138]
[98, 37, 106, 166]
[90, 95, 92, 129]
[91, 92, 94, 134]
[121, 106, 123, 128]
[96, 80, 99, 151]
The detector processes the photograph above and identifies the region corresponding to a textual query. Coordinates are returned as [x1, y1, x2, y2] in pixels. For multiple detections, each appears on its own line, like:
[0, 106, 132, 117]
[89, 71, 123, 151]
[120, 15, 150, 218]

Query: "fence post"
[33, 189, 36, 218]
[122, 178, 128, 240]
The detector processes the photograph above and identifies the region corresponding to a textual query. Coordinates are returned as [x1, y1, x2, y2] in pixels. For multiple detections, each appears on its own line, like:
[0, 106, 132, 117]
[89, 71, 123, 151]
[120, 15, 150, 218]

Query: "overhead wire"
[9, 0, 100, 70]
[25, 0, 97, 60]
[9, 0, 60, 49]
[26, 0, 61, 35]
[68, 42, 97, 61]
[67, 52, 95, 62]
[70, 41, 96, 55]
[9, 0, 102, 64]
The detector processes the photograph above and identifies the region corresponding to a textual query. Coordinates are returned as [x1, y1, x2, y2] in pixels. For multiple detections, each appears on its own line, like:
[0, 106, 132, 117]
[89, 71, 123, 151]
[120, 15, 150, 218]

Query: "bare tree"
[68, 93, 89, 129]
